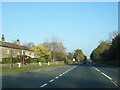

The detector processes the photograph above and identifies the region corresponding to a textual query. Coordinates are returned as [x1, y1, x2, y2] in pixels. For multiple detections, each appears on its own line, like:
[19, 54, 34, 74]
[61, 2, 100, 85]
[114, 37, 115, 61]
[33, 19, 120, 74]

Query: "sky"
[2, 2, 118, 58]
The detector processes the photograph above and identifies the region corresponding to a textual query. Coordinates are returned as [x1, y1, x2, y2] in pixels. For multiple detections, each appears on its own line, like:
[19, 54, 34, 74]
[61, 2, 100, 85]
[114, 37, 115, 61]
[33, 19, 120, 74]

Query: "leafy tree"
[90, 41, 111, 62]
[84, 55, 87, 60]
[38, 57, 48, 63]
[54, 52, 67, 61]
[30, 44, 51, 61]
[103, 35, 120, 62]
[90, 34, 120, 67]
[73, 49, 85, 62]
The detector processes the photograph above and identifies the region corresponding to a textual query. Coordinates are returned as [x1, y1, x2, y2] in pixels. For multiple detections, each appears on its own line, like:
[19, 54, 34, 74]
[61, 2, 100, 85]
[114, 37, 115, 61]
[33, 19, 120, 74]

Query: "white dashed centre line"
[55, 76, 59, 79]
[49, 79, 54, 82]
[62, 73, 65, 74]
[40, 66, 78, 88]
[59, 74, 62, 76]
[40, 83, 47, 88]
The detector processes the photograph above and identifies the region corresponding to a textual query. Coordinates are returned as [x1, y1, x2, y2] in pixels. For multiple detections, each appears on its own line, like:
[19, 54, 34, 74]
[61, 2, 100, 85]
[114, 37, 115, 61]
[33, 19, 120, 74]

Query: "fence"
[1, 61, 64, 69]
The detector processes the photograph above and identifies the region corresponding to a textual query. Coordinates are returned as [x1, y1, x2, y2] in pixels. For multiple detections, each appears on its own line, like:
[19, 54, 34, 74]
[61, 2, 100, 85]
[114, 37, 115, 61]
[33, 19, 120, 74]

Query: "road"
[2, 62, 119, 88]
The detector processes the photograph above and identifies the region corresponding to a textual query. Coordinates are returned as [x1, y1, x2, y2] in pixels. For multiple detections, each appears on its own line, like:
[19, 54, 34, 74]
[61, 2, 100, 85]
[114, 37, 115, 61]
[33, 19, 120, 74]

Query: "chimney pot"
[1, 34, 5, 42]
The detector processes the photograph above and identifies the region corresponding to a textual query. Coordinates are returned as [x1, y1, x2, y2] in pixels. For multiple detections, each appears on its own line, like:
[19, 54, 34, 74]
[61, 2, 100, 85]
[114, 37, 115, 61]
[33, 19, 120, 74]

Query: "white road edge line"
[40, 83, 47, 88]
[95, 68, 100, 72]
[100, 72, 112, 80]
[92, 66, 118, 87]
[111, 81, 118, 86]
[92, 67, 112, 80]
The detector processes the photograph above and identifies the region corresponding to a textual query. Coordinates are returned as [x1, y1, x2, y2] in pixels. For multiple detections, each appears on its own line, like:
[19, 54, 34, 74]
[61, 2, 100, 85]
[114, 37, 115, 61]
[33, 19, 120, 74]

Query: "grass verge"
[1, 63, 67, 74]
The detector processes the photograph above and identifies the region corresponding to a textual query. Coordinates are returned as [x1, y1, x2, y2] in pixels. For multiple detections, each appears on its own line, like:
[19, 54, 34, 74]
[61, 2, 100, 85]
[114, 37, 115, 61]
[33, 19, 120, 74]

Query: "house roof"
[0, 41, 32, 51]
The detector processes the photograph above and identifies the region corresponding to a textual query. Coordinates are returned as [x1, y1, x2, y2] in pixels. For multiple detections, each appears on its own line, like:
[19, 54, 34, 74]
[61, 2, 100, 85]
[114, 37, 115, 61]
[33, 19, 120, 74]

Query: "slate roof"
[0, 41, 31, 51]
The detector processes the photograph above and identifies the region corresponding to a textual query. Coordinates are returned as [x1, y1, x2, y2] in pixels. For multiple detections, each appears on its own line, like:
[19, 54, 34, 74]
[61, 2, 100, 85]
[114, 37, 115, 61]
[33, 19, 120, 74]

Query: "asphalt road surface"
[2, 62, 119, 88]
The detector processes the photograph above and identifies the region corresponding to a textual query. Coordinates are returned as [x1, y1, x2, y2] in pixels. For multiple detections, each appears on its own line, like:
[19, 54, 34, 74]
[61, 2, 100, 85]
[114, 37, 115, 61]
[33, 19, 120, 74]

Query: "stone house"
[0, 35, 34, 61]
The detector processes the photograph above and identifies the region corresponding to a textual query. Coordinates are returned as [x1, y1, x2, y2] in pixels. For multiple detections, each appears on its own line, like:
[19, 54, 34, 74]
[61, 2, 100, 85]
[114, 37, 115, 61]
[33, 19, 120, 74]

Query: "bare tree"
[23, 42, 35, 48]
[109, 31, 118, 40]
[42, 36, 66, 62]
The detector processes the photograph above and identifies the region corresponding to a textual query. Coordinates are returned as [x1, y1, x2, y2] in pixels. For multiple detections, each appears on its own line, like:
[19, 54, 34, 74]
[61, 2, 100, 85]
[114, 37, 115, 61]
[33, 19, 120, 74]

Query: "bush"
[30, 58, 38, 63]
[2, 58, 18, 64]
[67, 59, 74, 64]
[29, 58, 49, 63]
[38, 57, 48, 63]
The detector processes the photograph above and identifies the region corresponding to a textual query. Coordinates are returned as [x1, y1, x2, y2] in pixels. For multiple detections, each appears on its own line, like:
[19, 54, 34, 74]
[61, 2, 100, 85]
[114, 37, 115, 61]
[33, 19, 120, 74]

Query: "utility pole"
[10, 47, 13, 69]
[22, 51, 25, 67]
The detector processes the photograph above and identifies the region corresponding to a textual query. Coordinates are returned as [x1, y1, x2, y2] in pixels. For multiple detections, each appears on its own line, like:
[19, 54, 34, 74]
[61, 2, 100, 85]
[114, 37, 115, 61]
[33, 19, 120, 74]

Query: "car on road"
[82, 60, 88, 64]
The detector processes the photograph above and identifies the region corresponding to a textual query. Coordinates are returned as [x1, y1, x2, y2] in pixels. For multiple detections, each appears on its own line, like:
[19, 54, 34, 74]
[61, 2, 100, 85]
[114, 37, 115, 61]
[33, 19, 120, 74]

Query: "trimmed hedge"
[2, 58, 18, 64]
[28, 57, 49, 63]
[2, 57, 49, 64]
[29, 58, 38, 63]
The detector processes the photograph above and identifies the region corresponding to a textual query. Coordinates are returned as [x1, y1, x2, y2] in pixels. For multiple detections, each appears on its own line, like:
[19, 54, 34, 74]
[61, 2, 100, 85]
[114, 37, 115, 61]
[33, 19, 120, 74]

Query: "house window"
[7, 50, 9, 54]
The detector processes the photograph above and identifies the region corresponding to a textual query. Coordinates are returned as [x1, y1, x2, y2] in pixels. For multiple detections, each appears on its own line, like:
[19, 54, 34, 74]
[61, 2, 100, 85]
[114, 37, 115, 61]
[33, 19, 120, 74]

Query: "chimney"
[1, 34, 5, 42]
[15, 39, 20, 45]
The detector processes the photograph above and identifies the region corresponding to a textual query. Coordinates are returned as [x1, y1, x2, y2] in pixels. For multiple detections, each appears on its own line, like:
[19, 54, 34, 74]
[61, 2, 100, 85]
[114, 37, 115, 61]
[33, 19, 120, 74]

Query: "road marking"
[100, 72, 112, 80]
[92, 66, 118, 87]
[40, 65, 78, 88]
[67, 70, 70, 72]
[55, 76, 59, 79]
[93, 66, 112, 80]
[94, 68, 100, 72]
[40, 83, 47, 88]
[49, 79, 54, 82]
[64, 71, 68, 74]
[62, 72, 65, 74]
[59, 74, 62, 76]
[111, 81, 118, 86]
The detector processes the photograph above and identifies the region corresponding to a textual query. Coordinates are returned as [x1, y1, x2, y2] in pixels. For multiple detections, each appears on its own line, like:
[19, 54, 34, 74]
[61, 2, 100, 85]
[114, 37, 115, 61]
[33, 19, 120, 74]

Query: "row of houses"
[0, 35, 34, 61]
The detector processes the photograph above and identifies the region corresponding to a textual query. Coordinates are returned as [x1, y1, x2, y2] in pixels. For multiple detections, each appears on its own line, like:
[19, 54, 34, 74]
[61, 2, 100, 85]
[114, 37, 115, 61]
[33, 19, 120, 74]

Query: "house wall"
[0, 47, 2, 61]
[1, 47, 34, 58]
[22, 50, 34, 58]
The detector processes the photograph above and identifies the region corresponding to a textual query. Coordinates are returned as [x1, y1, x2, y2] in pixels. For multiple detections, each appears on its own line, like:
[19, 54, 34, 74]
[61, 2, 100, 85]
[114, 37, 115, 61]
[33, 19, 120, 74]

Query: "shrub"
[38, 57, 48, 63]
[2, 58, 18, 64]
[30, 58, 38, 63]
[67, 59, 74, 64]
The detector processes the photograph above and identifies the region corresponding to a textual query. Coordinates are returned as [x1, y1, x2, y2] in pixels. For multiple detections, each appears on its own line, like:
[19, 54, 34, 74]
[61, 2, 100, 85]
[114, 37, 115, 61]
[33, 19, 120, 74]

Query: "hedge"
[2, 57, 49, 64]
[2, 58, 18, 64]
